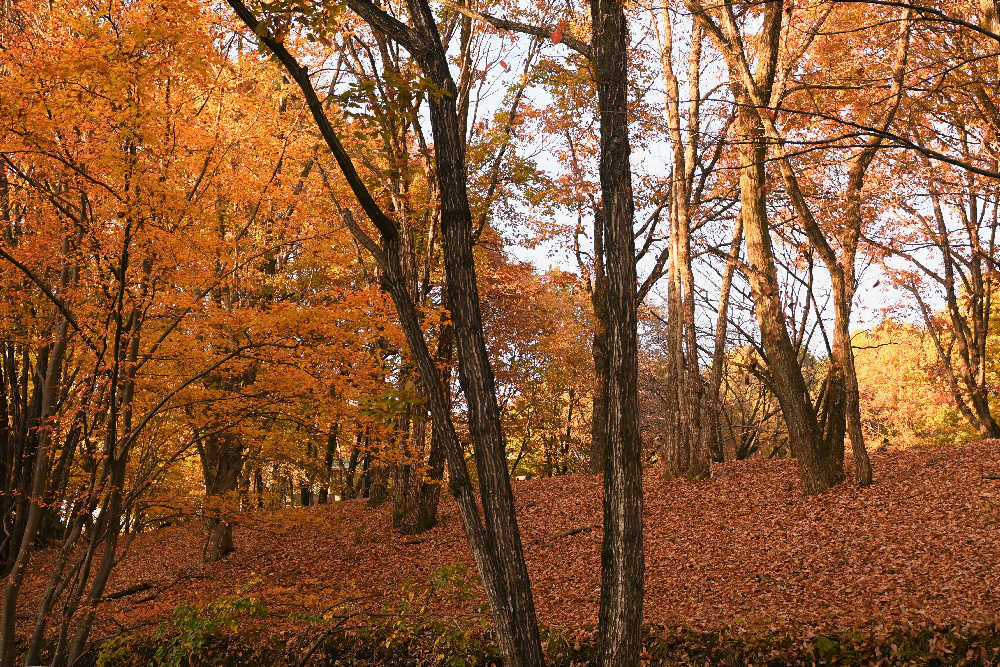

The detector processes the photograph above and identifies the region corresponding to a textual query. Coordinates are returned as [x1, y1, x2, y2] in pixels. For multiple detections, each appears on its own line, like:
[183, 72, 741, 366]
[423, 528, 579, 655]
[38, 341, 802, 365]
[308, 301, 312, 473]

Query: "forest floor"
[21, 439, 1000, 661]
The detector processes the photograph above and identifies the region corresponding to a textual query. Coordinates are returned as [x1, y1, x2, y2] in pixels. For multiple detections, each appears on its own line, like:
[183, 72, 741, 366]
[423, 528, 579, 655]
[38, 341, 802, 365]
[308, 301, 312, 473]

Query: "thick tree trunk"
[366, 452, 390, 508]
[413, 418, 445, 533]
[591, 0, 644, 664]
[412, 320, 453, 531]
[390, 402, 424, 532]
[736, 113, 843, 494]
[198, 432, 245, 562]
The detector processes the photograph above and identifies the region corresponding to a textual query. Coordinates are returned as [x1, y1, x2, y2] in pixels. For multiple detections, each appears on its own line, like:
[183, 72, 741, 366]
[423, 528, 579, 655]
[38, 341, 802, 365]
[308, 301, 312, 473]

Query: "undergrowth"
[88, 566, 1000, 667]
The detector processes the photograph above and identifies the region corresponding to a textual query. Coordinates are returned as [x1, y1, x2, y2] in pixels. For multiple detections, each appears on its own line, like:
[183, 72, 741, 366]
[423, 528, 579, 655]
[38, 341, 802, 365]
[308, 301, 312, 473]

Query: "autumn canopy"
[1, 0, 999, 665]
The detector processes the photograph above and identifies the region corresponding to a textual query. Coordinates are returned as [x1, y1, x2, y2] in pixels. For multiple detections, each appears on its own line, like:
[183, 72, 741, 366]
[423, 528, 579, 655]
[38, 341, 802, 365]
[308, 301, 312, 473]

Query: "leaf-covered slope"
[51, 440, 1000, 635]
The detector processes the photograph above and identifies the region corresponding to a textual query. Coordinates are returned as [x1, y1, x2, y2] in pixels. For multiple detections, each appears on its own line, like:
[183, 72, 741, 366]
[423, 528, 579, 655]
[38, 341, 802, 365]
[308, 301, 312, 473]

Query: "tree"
[588, 0, 645, 661]
[224, 2, 546, 663]
[680, 0, 913, 492]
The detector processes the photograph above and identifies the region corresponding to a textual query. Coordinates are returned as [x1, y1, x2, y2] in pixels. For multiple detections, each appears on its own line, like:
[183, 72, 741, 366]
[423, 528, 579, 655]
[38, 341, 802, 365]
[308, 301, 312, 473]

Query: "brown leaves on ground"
[34, 440, 1000, 639]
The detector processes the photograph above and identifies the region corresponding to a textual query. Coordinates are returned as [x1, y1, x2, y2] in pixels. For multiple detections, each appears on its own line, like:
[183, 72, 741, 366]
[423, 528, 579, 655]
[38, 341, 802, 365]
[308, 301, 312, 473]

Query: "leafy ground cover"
[21, 440, 1000, 664]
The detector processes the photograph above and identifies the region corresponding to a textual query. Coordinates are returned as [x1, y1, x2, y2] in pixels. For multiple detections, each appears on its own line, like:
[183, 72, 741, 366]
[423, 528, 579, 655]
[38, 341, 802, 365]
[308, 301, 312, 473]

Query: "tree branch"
[226, 0, 401, 241]
[436, 0, 591, 58]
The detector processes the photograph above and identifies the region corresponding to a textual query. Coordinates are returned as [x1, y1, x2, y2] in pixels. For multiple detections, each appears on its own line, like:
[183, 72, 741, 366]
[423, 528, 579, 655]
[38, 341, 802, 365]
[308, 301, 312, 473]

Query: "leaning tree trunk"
[735, 107, 843, 494]
[226, 3, 547, 663]
[687, 0, 844, 494]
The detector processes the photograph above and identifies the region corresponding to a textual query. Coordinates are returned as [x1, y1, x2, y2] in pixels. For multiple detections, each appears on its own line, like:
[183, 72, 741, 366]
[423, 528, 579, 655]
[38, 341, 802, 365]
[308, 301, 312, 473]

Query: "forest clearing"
[4, 0, 1000, 663]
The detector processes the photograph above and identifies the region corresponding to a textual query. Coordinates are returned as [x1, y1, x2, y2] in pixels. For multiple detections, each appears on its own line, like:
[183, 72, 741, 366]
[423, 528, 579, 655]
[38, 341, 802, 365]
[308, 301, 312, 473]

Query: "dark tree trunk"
[404, 3, 545, 662]
[390, 401, 420, 531]
[366, 451, 389, 508]
[198, 432, 245, 562]
[0, 321, 68, 667]
[228, 3, 546, 662]
[342, 438, 361, 500]
[254, 469, 265, 508]
[589, 212, 609, 475]
[590, 0, 644, 664]
[411, 320, 453, 531]
[319, 424, 338, 504]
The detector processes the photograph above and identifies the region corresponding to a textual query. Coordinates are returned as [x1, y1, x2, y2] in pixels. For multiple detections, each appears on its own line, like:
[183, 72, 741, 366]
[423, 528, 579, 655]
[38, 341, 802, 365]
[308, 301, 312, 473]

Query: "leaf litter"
[21, 439, 1000, 643]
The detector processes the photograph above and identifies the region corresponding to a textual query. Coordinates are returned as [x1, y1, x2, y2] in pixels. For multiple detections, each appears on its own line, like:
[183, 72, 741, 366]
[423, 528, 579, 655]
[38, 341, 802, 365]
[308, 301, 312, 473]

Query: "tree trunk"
[198, 432, 245, 562]
[589, 211, 609, 475]
[688, 0, 845, 494]
[342, 438, 361, 500]
[831, 271, 873, 485]
[406, 3, 545, 662]
[228, 3, 547, 661]
[0, 319, 68, 667]
[366, 451, 389, 508]
[705, 216, 743, 463]
[735, 110, 843, 494]
[412, 319, 454, 531]
[390, 401, 421, 531]
[319, 424, 338, 504]
[591, 0, 644, 664]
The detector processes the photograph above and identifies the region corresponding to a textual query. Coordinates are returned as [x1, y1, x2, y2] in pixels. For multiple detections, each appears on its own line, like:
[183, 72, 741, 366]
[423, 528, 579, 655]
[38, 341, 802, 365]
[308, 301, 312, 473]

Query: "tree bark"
[589, 240, 609, 475]
[0, 306, 70, 667]
[705, 216, 743, 462]
[227, 3, 546, 662]
[687, 0, 847, 493]
[590, 0, 644, 664]
[735, 106, 844, 494]
[198, 432, 245, 562]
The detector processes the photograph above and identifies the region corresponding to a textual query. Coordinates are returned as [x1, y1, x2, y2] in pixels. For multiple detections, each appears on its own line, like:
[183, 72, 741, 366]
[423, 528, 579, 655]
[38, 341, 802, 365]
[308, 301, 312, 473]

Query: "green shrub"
[149, 595, 268, 667]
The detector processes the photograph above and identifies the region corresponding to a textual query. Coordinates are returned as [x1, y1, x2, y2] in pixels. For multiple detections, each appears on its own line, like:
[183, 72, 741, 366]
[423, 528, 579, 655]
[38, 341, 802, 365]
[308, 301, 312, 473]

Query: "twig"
[102, 582, 153, 601]
[294, 616, 352, 667]
[401, 537, 462, 547]
[547, 523, 600, 540]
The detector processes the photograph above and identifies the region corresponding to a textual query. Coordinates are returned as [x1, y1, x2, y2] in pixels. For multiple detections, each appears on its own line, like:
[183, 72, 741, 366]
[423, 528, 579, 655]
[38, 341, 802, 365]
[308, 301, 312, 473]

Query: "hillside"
[22, 441, 1000, 659]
